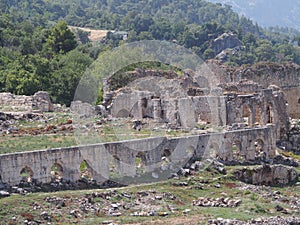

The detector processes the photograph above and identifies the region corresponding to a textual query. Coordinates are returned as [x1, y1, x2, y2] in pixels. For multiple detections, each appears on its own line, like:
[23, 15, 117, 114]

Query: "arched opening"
[79, 160, 93, 180]
[141, 98, 148, 118]
[161, 149, 171, 169]
[162, 149, 171, 158]
[232, 140, 244, 161]
[243, 104, 251, 126]
[255, 139, 265, 159]
[116, 109, 132, 118]
[51, 163, 63, 182]
[266, 104, 273, 124]
[186, 146, 195, 158]
[208, 142, 219, 158]
[20, 166, 33, 182]
[255, 104, 262, 125]
[109, 155, 120, 179]
[136, 152, 146, 175]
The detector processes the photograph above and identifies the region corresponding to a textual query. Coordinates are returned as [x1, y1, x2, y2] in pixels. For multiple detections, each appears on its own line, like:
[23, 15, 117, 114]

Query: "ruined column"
[153, 98, 162, 121]
[249, 104, 255, 127]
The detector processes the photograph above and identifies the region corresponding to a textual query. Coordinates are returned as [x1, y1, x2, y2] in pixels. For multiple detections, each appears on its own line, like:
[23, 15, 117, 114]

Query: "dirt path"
[69, 26, 111, 42]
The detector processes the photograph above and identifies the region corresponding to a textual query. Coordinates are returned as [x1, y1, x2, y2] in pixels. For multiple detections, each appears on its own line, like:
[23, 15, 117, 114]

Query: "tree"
[49, 49, 93, 105]
[203, 48, 215, 60]
[45, 20, 77, 55]
[74, 29, 90, 44]
[255, 40, 274, 62]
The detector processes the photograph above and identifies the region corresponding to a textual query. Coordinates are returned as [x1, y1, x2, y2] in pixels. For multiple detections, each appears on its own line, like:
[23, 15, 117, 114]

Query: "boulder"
[234, 164, 299, 186]
[210, 32, 242, 55]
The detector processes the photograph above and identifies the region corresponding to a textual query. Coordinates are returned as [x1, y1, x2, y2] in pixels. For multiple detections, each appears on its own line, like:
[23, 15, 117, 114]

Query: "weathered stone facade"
[0, 65, 293, 188]
[106, 70, 289, 140]
[0, 127, 275, 186]
[207, 61, 300, 119]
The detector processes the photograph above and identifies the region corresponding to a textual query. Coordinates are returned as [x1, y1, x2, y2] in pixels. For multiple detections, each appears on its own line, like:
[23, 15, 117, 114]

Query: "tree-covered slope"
[2, 0, 300, 105]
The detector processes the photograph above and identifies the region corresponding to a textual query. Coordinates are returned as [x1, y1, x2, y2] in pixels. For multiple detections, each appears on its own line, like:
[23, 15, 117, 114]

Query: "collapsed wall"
[0, 91, 53, 112]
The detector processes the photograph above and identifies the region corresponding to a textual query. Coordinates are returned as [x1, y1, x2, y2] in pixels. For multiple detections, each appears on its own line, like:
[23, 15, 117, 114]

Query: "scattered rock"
[207, 216, 300, 225]
[0, 190, 10, 197]
[158, 212, 169, 217]
[40, 211, 51, 221]
[193, 197, 241, 208]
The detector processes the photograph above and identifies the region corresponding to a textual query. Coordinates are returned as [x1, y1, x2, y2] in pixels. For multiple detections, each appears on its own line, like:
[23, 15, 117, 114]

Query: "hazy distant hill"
[207, 0, 300, 30]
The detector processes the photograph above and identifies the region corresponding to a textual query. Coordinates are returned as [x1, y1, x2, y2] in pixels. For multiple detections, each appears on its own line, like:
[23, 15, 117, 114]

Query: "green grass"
[0, 167, 298, 224]
[0, 115, 197, 154]
[0, 134, 76, 154]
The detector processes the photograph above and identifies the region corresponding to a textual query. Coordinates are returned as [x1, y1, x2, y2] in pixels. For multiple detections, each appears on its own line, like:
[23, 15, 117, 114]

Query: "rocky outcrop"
[234, 164, 299, 186]
[210, 32, 242, 55]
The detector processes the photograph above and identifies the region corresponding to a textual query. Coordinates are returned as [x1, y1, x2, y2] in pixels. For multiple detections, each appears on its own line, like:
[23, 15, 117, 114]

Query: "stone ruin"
[102, 68, 289, 140]
[0, 91, 53, 112]
[0, 62, 299, 190]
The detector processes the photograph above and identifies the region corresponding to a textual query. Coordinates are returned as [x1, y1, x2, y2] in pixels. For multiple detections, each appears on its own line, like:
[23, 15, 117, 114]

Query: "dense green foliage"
[0, 15, 94, 105]
[1, 0, 300, 104]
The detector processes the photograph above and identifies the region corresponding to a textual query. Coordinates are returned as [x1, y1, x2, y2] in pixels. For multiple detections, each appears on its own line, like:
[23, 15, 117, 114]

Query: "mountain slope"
[207, 0, 300, 30]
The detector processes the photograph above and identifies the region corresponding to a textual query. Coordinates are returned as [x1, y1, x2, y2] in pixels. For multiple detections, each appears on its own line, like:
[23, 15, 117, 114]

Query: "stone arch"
[243, 104, 251, 126]
[162, 149, 171, 158]
[161, 149, 172, 168]
[51, 163, 63, 182]
[254, 139, 265, 159]
[109, 155, 120, 179]
[140, 97, 148, 118]
[136, 151, 146, 174]
[186, 146, 195, 158]
[79, 160, 93, 180]
[208, 142, 219, 158]
[232, 140, 244, 161]
[20, 166, 33, 182]
[116, 109, 133, 118]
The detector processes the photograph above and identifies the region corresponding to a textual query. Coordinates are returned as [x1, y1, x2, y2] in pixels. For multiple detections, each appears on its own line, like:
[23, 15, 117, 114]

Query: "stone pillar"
[153, 98, 162, 121]
[178, 98, 195, 128]
[249, 104, 255, 127]
[261, 102, 267, 125]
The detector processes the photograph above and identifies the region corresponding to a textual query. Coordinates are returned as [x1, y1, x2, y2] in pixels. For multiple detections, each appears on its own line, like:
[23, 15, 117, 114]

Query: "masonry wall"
[0, 127, 276, 186]
[0, 91, 53, 112]
[237, 62, 300, 119]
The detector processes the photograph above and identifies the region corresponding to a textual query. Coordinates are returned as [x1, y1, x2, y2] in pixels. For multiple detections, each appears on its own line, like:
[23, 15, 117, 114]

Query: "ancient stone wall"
[0, 91, 53, 112]
[110, 85, 288, 140]
[226, 89, 289, 139]
[0, 127, 276, 186]
[216, 62, 300, 119]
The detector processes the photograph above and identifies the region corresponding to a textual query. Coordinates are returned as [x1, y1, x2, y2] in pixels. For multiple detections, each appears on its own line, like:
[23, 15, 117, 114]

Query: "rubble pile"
[207, 216, 300, 225]
[192, 197, 242, 208]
